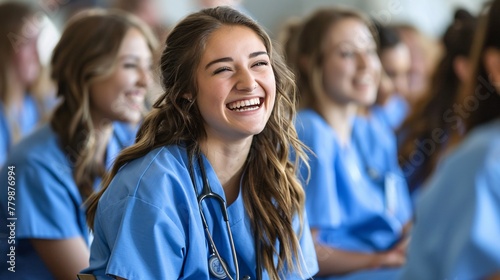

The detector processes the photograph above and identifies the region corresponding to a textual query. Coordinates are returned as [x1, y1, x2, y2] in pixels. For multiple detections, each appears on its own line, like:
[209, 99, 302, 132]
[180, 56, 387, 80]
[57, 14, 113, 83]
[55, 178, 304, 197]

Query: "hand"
[371, 236, 409, 269]
[372, 247, 406, 268]
[393, 234, 410, 255]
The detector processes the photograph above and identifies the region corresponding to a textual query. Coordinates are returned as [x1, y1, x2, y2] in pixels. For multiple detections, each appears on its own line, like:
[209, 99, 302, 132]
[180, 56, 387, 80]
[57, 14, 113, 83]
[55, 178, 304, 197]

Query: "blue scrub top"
[295, 110, 412, 280]
[0, 94, 41, 167]
[371, 94, 409, 131]
[82, 145, 319, 279]
[112, 121, 139, 148]
[400, 119, 500, 280]
[0, 123, 129, 280]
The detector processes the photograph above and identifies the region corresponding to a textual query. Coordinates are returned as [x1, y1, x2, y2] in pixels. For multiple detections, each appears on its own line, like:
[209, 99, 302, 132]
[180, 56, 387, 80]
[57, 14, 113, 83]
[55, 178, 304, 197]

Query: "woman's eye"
[367, 48, 378, 56]
[253, 61, 269, 67]
[213, 66, 231, 75]
[340, 51, 354, 58]
[124, 63, 137, 69]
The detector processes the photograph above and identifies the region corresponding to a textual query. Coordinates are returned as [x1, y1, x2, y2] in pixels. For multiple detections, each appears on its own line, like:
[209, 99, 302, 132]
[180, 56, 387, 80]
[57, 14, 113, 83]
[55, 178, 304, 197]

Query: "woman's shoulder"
[448, 120, 500, 166]
[6, 124, 65, 168]
[103, 144, 193, 208]
[130, 144, 191, 174]
[295, 109, 338, 146]
[296, 109, 329, 131]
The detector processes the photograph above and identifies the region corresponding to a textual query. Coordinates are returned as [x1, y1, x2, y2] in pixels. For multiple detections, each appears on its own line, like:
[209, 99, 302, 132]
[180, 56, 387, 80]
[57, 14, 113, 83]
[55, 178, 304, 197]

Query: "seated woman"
[397, 9, 477, 199]
[0, 2, 55, 166]
[81, 6, 318, 280]
[400, 1, 500, 279]
[371, 23, 411, 131]
[289, 7, 412, 280]
[0, 9, 157, 280]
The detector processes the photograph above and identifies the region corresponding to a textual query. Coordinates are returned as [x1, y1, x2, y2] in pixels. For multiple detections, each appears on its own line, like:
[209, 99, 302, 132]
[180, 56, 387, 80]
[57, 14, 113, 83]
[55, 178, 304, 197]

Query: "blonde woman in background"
[0, 2, 55, 167]
[0, 9, 157, 280]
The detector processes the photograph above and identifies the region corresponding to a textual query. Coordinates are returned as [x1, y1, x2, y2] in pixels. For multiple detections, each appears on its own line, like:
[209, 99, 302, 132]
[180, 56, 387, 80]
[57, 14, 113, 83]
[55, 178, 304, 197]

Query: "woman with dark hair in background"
[400, 2, 500, 279]
[371, 22, 411, 131]
[397, 9, 477, 198]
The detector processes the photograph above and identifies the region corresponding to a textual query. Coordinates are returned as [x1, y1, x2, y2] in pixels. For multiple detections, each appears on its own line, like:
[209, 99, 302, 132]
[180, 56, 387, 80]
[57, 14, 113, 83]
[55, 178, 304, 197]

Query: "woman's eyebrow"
[205, 57, 232, 69]
[205, 51, 269, 69]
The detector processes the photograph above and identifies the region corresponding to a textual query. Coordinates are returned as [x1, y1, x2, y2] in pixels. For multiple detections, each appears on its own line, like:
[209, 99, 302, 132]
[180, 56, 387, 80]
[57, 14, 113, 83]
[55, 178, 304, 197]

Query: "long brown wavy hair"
[453, 0, 500, 136]
[50, 9, 157, 200]
[86, 6, 309, 279]
[397, 9, 477, 191]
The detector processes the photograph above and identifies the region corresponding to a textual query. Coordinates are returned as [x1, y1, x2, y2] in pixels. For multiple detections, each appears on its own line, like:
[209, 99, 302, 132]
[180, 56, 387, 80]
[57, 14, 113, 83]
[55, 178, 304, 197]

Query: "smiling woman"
[0, 8, 157, 280]
[82, 6, 318, 280]
[0, 2, 53, 167]
[194, 25, 275, 144]
[288, 7, 412, 280]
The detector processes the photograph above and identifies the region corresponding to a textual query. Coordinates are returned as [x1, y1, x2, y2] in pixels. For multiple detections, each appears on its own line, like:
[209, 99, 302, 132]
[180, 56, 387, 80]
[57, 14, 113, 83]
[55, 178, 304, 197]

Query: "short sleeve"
[295, 111, 342, 229]
[0, 113, 10, 167]
[452, 159, 500, 278]
[401, 143, 500, 280]
[3, 159, 84, 240]
[294, 212, 319, 278]
[101, 197, 186, 280]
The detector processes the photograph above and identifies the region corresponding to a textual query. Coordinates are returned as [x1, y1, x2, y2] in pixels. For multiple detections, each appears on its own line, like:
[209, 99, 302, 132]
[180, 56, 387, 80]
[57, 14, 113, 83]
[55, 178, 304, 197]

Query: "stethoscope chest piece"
[209, 254, 228, 279]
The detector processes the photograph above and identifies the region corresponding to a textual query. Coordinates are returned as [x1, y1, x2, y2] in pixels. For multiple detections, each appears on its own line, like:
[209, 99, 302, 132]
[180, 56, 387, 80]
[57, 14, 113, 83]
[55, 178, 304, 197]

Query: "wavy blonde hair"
[50, 9, 157, 199]
[86, 6, 308, 279]
[0, 2, 46, 143]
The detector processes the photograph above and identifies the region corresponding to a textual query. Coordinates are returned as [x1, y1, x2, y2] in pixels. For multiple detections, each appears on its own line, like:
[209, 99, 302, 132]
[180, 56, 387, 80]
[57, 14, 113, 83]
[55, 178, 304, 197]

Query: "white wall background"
[241, 0, 488, 38]
[2, 0, 489, 40]
[85, 0, 494, 56]
[154, 0, 488, 39]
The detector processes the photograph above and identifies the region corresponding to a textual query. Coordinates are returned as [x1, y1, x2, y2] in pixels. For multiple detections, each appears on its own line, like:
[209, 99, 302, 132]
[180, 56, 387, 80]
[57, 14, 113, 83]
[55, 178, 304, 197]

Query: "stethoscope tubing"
[192, 154, 241, 280]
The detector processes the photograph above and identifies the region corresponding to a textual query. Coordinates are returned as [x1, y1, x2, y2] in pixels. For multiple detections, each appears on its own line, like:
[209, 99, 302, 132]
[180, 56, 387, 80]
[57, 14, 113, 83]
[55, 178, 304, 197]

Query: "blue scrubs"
[371, 94, 409, 131]
[0, 123, 129, 280]
[400, 119, 500, 280]
[82, 145, 319, 279]
[0, 94, 42, 167]
[112, 121, 139, 148]
[295, 109, 412, 280]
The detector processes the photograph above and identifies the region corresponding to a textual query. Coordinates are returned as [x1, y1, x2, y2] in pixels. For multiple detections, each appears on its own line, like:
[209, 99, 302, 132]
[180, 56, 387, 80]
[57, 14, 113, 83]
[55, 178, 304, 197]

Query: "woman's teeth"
[227, 97, 262, 111]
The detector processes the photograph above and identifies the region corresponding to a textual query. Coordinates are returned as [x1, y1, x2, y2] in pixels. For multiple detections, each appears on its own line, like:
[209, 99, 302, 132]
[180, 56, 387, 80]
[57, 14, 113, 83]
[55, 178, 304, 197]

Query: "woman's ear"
[182, 93, 193, 102]
[484, 47, 500, 90]
[299, 55, 311, 73]
[453, 55, 470, 83]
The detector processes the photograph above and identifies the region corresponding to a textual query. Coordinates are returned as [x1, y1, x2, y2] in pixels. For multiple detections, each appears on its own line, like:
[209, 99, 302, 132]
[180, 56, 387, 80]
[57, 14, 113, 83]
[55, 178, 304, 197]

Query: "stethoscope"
[188, 154, 259, 280]
[351, 121, 400, 214]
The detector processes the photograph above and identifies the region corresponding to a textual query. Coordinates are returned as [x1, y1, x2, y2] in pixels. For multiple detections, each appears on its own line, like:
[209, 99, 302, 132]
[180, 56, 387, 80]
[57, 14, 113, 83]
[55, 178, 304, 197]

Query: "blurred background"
[156, 0, 489, 38]
[0, 0, 489, 72]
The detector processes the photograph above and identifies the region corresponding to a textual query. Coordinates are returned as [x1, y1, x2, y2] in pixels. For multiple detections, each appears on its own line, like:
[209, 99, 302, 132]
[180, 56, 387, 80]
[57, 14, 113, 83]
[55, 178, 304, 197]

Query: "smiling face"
[89, 27, 152, 125]
[194, 25, 275, 142]
[380, 42, 411, 97]
[321, 18, 381, 106]
[12, 19, 41, 89]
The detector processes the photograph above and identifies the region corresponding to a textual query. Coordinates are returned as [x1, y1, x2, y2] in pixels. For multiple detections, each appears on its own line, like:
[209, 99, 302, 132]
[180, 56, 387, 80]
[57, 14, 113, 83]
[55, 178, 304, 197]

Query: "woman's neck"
[315, 101, 358, 147]
[5, 71, 26, 112]
[92, 121, 113, 166]
[199, 137, 252, 205]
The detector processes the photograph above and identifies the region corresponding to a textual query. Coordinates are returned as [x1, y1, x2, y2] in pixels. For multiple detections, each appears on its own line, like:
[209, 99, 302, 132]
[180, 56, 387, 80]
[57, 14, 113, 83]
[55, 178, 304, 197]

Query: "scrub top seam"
[131, 146, 166, 198]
